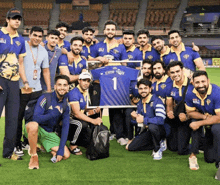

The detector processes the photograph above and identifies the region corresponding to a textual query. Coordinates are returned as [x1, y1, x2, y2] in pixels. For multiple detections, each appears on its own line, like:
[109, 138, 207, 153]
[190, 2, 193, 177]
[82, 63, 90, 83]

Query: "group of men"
[0, 7, 220, 181]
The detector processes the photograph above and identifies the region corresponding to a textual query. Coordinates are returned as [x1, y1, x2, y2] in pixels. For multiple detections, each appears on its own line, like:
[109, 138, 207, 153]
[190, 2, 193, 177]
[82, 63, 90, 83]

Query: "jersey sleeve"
[58, 55, 68, 69]
[68, 89, 80, 104]
[185, 90, 196, 111]
[19, 37, 26, 57]
[214, 92, 220, 113]
[192, 50, 201, 61]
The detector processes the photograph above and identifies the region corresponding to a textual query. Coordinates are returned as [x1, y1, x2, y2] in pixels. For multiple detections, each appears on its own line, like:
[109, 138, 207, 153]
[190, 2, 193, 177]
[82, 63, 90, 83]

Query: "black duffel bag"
[86, 124, 110, 160]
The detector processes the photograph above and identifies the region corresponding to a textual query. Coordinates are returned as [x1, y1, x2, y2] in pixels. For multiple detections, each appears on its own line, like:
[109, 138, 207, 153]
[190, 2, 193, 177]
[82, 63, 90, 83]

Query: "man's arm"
[70, 102, 102, 125]
[59, 66, 79, 82]
[42, 68, 51, 92]
[56, 105, 70, 157]
[19, 55, 29, 89]
[166, 97, 175, 119]
[194, 58, 206, 71]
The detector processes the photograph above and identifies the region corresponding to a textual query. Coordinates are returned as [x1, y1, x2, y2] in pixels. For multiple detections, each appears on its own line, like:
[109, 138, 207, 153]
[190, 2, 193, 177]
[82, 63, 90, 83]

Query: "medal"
[33, 69, 37, 80]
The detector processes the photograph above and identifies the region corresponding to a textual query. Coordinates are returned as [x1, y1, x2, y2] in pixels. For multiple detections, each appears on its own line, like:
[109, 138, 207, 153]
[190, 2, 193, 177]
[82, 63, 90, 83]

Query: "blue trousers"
[0, 77, 20, 157]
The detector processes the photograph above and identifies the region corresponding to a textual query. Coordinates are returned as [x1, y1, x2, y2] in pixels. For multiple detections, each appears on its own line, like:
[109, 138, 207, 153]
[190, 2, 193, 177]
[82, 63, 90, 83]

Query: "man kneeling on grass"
[126, 79, 166, 160]
[25, 75, 71, 169]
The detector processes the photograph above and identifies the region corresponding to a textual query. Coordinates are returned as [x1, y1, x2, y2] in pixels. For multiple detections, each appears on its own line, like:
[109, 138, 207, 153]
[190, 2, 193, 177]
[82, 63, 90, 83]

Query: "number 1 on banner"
[112, 77, 117, 90]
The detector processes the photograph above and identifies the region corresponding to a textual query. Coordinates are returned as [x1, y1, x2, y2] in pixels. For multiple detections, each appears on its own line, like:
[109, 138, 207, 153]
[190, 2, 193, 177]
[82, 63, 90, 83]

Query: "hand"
[24, 83, 29, 90]
[67, 52, 74, 64]
[136, 114, 144, 123]
[192, 42, 199, 52]
[179, 113, 187, 122]
[62, 48, 68, 55]
[98, 56, 109, 65]
[93, 38, 99, 44]
[55, 106, 63, 114]
[131, 97, 139, 105]
[92, 117, 102, 125]
[0, 85, 3, 91]
[95, 107, 101, 114]
[189, 121, 201, 131]
[117, 38, 123, 44]
[167, 111, 175, 119]
[40, 42, 45, 47]
[131, 111, 138, 119]
[56, 155, 63, 162]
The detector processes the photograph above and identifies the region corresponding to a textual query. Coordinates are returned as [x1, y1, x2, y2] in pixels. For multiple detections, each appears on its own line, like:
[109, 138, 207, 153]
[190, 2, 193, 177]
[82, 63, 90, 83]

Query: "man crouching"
[25, 75, 71, 169]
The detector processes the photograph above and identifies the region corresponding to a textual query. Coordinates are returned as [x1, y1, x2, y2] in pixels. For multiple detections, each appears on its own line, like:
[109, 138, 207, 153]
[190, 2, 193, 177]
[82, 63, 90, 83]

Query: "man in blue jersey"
[166, 61, 191, 155]
[185, 71, 220, 179]
[126, 79, 166, 160]
[122, 30, 142, 69]
[25, 75, 71, 169]
[41, 30, 62, 91]
[58, 36, 86, 89]
[167, 30, 205, 77]
[81, 27, 96, 59]
[68, 72, 102, 153]
[0, 8, 26, 160]
[136, 29, 160, 62]
[15, 26, 51, 156]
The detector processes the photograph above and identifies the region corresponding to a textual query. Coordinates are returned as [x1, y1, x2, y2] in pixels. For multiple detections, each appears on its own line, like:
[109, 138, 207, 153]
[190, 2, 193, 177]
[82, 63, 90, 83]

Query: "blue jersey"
[185, 84, 220, 116]
[0, 27, 26, 81]
[138, 44, 160, 62]
[160, 46, 171, 66]
[137, 94, 166, 125]
[90, 39, 128, 60]
[152, 75, 173, 102]
[167, 75, 189, 104]
[126, 45, 142, 68]
[91, 65, 139, 106]
[58, 54, 86, 75]
[81, 42, 96, 59]
[32, 92, 70, 156]
[163, 43, 201, 71]
[68, 85, 87, 112]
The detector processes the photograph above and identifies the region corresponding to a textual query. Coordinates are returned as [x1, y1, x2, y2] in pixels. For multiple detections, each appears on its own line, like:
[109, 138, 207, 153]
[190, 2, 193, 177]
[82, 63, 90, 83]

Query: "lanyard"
[49, 50, 57, 64]
[29, 42, 38, 67]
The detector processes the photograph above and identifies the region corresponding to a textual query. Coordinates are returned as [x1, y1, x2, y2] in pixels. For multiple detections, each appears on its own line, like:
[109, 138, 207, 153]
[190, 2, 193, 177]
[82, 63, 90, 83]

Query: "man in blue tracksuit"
[25, 75, 70, 169]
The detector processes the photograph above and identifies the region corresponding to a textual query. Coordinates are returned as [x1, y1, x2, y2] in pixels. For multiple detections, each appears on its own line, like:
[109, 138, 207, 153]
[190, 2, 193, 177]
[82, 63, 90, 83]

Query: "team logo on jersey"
[79, 63, 83, 68]
[81, 49, 85, 53]
[113, 49, 119, 54]
[48, 105, 53, 110]
[116, 69, 125, 75]
[206, 99, 211, 105]
[171, 91, 175, 96]
[15, 41, 21, 46]
[147, 55, 153, 60]
[193, 98, 200, 104]
[150, 102, 153, 107]
[93, 90, 97, 95]
[0, 38, 6, 44]
[128, 55, 133, 60]
[183, 54, 189, 59]
[113, 67, 117, 69]
[80, 98, 84, 102]
[98, 48, 104, 52]
[161, 84, 166, 89]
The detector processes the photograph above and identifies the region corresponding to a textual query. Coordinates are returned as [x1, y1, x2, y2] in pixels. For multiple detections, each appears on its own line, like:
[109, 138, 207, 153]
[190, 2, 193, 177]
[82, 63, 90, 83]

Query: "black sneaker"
[14, 146, 24, 156]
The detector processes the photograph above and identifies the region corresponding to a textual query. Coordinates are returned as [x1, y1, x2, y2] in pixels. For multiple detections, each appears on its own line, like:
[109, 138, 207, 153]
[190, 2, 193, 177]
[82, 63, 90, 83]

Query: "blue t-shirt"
[41, 45, 62, 91]
[0, 27, 26, 81]
[185, 84, 220, 116]
[90, 39, 128, 61]
[126, 45, 142, 68]
[58, 54, 86, 75]
[81, 42, 96, 59]
[32, 92, 70, 156]
[68, 85, 87, 112]
[91, 65, 139, 106]
[162, 43, 201, 71]
[137, 94, 166, 125]
[138, 44, 160, 62]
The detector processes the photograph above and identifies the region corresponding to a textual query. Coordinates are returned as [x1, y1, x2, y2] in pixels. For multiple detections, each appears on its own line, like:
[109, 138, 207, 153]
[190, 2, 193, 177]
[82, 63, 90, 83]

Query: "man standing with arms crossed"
[0, 8, 26, 161]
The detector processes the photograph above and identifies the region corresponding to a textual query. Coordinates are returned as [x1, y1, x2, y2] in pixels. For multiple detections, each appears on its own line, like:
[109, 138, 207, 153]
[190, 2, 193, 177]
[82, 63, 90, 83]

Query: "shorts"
[25, 125, 60, 153]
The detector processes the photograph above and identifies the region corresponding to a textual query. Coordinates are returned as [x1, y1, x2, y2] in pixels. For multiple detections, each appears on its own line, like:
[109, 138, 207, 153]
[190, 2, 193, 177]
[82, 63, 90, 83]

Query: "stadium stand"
[0, 0, 14, 26]
[109, 1, 139, 29]
[144, 0, 180, 30]
[22, 0, 53, 29]
[188, 0, 220, 6]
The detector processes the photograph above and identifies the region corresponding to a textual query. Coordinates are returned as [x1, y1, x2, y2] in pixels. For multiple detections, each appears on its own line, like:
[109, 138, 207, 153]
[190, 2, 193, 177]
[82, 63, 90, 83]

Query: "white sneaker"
[14, 146, 24, 156]
[189, 156, 199, 170]
[109, 134, 116, 141]
[117, 138, 128, 146]
[160, 139, 167, 152]
[153, 149, 162, 160]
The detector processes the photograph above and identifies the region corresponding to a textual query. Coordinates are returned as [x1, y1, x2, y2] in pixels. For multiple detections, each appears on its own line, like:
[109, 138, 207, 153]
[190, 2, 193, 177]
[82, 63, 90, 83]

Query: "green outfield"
[0, 68, 219, 184]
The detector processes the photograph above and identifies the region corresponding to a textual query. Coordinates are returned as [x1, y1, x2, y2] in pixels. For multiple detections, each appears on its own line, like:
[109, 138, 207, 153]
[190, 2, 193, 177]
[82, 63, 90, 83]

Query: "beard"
[196, 86, 208, 94]
[154, 73, 163, 79]
[72, 49, 80, 55]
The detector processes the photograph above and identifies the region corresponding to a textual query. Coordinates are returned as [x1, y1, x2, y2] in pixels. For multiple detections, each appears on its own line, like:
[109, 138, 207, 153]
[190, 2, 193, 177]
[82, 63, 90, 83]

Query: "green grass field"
[0, 68, 219, 184]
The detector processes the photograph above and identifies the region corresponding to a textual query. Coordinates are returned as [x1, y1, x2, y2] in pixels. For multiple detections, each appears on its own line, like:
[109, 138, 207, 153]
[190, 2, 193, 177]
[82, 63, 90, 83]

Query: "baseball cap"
[79, 72, 92, 80]
[6, 7, 22, 18]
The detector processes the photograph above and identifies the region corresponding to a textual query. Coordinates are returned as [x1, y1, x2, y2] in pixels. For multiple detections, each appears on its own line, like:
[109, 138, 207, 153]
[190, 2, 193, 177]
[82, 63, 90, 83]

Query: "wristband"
[24, 81, 29, 85]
